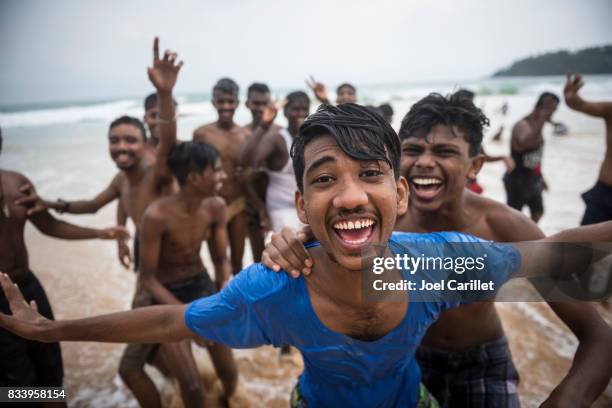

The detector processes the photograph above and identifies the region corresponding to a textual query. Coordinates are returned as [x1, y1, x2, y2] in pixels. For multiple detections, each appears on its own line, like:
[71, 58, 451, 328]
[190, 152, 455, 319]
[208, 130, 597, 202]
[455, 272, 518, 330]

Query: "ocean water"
[1, 75, 611, 407]
[3, 74, 612, 129]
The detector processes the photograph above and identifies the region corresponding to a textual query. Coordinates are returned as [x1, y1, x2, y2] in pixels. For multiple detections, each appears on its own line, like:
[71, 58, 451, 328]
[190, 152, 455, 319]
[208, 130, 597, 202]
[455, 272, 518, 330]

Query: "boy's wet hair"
[285, 91, 310, 108]
[336, 83, 356, 95]
[213, 78, 240, 96]
[167, 141, 220, 186]
[109, 116, 147, 142]
[398, 93, 489, 157]
[247, 83, 270, 97]
[453, 89, 475, 102]
[291, 103, 400, 192]
[378, 103, 394, 117]
[535, 92, 560, 108]
[144, 93, 178, 111]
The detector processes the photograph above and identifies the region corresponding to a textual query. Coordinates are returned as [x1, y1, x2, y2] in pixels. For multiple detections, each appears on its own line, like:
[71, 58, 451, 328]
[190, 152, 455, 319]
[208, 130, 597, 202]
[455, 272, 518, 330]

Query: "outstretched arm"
[515, 221, 612, 278]
[0, 272, 190, 343]
[564, 74, 612, 120]
[15, 175, 121, 215]
[148, 37, 183, 183]
[29, 210, 129, 240]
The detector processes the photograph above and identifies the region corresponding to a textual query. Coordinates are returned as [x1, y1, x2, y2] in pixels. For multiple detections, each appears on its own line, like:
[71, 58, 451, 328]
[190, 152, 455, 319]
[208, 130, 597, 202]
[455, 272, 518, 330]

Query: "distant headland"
[492, 45, 612, 77]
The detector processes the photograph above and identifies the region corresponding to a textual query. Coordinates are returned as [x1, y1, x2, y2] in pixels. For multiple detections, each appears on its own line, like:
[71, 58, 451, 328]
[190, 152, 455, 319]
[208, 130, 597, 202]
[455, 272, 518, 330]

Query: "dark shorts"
[245, 205, 261, 229]
[133, 233, 140, 272]
[416, 336, 520, 408]
[0, 271, 63, 388]
[504, 172, 543, 215]
[581, 181, 612, 225]
[119, 272, 216, 372]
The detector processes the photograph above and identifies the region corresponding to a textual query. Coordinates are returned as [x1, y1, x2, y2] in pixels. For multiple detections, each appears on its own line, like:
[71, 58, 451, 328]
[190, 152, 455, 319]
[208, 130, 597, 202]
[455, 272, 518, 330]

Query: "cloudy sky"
[1, 0, 611, 105]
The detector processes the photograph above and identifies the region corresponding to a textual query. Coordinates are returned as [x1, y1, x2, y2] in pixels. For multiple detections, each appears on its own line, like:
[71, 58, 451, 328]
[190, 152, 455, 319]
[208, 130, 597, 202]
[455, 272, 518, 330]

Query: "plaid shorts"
[416, 336, 520, 408]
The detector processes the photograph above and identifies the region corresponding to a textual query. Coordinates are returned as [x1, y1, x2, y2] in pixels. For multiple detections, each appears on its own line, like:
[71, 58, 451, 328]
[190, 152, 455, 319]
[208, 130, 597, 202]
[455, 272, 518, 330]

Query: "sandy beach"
[2, 83, 612, 406]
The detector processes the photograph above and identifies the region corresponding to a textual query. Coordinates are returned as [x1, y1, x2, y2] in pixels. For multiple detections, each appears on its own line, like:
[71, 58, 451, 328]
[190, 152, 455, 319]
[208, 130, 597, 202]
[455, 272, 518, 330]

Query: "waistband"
[163, 272, 210, 292]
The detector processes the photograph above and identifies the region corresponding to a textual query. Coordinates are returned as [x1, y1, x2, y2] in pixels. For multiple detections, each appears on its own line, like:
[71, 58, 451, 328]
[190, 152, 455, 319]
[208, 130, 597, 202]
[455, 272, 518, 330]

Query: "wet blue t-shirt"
[185, 231, 521, 407]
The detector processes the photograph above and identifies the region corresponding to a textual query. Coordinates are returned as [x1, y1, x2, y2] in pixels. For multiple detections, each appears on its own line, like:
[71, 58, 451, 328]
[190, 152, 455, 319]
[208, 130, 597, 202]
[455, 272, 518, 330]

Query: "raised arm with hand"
[306, 75, 330, 105]
[564, 74, 612, 119]
[0, 273, 190, 344]
[148, 37, 183, 183]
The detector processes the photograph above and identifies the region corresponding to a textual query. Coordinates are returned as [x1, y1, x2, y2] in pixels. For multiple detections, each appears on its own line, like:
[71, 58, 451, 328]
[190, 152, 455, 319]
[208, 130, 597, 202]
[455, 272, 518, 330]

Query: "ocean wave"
[0, 99, 141, 128]
[3, 75, 612, 128]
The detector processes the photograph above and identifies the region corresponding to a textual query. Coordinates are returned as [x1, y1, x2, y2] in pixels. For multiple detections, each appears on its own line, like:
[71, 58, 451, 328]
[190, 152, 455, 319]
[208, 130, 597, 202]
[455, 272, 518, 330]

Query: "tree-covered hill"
[492, 45, 612, 77]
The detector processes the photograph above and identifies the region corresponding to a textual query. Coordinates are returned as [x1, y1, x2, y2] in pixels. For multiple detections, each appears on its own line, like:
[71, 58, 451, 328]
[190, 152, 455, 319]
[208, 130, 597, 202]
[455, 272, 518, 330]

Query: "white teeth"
[344, 236, 369, 245]
[412, 177, 443, 186]
[333, 218, 375, 230]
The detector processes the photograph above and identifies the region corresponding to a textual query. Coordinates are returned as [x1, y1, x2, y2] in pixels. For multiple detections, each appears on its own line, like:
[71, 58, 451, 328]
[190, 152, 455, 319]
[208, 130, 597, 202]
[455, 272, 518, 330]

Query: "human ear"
[468, 154, 485, 181]
[295, 190, 308, 224]
[396, 176, 409, 216]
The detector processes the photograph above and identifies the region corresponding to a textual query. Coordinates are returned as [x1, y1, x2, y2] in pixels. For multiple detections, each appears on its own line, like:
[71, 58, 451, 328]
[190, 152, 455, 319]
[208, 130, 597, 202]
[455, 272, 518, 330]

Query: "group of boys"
[1, 37, 612, 408]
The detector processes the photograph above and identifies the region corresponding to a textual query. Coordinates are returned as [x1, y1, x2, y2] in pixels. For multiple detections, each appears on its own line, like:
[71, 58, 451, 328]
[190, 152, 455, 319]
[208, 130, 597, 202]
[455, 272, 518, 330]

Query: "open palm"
[147, 37, 184, 92]
[0, 273, 50, 341]
[563, 74, 583, 106]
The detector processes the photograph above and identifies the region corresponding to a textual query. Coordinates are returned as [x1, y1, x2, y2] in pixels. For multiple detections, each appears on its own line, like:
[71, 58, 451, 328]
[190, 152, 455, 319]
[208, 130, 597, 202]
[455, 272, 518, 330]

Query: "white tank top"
[266, 128, 298, 212]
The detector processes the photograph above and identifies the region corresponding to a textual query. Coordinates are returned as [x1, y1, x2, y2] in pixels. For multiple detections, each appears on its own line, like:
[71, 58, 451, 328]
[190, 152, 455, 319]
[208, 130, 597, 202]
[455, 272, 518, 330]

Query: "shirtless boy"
[193, 78, 250, 274]
[137, 141, 237, 407]
[240, 91, 310, 233]
[306, 76, 357, 105]
[504, 92, 560, 223]
[0, 128, 127, 390]
[564, 74, 612, 225]
[20, 38, 179, 272]
[265, 95, 612, 407]
[241, 82, 281, 261]
[18, 38, 184, 405]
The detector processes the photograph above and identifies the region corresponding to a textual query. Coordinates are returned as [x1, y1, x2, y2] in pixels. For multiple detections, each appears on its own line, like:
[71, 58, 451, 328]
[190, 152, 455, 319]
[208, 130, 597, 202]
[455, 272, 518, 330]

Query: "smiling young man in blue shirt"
[1, 103, 611, 407]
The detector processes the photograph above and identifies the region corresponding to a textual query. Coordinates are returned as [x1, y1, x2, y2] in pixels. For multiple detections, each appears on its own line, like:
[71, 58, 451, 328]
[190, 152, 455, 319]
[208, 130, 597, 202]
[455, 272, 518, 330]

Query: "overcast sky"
[1, 0, 611, 105]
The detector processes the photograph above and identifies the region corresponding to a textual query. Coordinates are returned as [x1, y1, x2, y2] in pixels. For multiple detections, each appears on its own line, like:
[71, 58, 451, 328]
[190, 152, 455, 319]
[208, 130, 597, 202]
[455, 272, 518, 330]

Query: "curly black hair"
[398, 92, 489, 156]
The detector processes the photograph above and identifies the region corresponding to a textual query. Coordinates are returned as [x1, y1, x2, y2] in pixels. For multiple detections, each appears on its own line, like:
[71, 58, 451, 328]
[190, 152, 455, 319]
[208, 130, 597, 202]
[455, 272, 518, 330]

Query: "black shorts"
[119, 272, 217, 372]
[163, 272, 217, 303]
[133, 233, 140, 272]
[245, 205, 261, 229]
[0, 271, 63, 388]
[504, 172, 543, 215]
[581, 181, 612, 225]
